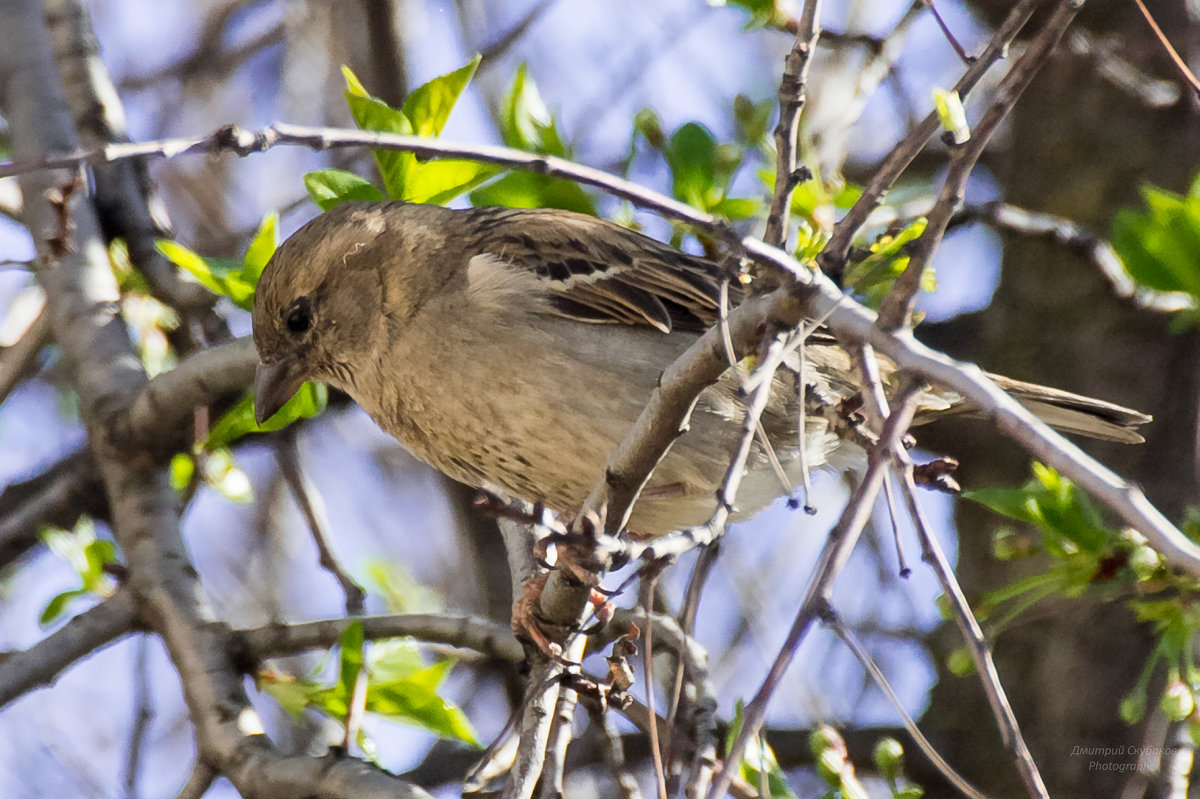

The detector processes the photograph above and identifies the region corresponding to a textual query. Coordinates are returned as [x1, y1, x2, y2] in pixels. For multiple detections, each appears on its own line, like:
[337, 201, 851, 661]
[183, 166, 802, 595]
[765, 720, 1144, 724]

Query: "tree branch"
[0, 589, 138, 707]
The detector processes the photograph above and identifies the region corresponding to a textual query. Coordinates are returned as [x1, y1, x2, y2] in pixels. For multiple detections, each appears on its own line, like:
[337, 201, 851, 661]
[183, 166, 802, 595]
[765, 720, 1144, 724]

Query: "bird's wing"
[462, 206, 733, 333]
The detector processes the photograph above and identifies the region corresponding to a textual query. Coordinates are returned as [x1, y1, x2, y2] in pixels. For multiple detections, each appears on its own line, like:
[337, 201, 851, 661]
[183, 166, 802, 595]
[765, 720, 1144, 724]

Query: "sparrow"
[251, 201, 1149, 538]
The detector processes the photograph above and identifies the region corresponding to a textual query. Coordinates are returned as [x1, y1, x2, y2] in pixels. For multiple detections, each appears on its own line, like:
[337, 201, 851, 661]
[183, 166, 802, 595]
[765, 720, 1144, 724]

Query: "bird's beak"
[254, 356, 306, 424]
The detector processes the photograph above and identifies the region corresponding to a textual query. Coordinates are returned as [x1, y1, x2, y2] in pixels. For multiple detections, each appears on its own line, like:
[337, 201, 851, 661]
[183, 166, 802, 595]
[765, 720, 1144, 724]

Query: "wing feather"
[461, 206, 732, 333]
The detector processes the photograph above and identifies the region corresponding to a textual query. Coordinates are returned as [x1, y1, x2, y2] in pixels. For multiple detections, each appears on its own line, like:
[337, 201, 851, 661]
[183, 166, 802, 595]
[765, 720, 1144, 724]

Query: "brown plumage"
[252, 201, 1150, 536]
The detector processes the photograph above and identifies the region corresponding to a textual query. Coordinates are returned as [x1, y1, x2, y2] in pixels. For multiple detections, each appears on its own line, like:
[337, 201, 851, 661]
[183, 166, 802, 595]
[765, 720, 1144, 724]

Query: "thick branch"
[0, 590, 138, 707]
[235, 613, 522, 663]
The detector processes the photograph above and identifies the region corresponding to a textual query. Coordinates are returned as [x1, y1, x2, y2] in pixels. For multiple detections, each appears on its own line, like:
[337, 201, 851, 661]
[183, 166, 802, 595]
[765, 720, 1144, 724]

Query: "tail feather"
[987, 373, 1151, 444]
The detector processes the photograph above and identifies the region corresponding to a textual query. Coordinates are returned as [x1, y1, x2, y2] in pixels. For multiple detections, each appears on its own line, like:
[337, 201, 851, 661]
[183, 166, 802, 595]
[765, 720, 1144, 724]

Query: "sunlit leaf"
[342, 64, 416, 199]
[367, 660, 481, 747]
[202, 447, 254, 504]
[156, 240, 254, 309]
[932, 87, 970, 144]
[667, 122, 717, 208]
[1112, 185, 1200, 299]
[725, 701, 798, 798]
[242, 213, 279, 285]
[40, 588, 89, 627]
[304, 169, 385, 211]
[406, 160, 501, 205]
[499, 63, 565, 155]
[470, 171, 596, 215]
[402, 55, 482, 137]
[169, 453, 195, 492]
[209, 382, 328, 448]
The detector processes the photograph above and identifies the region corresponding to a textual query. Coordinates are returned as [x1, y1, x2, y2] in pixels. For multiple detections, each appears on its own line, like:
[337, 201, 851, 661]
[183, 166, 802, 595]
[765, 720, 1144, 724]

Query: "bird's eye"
[285, 298, 313, 335]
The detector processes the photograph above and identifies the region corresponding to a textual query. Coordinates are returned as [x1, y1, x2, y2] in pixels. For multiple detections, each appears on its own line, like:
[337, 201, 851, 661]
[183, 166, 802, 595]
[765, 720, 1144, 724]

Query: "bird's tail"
[986, 373, 1151, 444]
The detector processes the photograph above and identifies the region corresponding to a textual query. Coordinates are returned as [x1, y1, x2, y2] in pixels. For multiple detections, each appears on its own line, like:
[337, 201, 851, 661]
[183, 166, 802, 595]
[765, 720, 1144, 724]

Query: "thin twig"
[876, 0, 1085, 332]
[920, 0, 971, 64]
[706, 383, 925, 799]
[172, 761, 217, 799]
[895, 460, 1049, 798]
[590, 705, 645, 799]
[1130, 0, 1200, 99]
[538, 636, 586, 799]
[819, 0, 1042, 276]
[951, 200, 1194, 313]
[276, 427, 366, 615]
[641, 575, 669, 799]
[503, 659, 566, 799]
[0, 306, 50, 406]
[762, 0, 822, 249]
[236, 613, 522, 663]
[123, 636, 154, 799]
[824, 610, 992, 799]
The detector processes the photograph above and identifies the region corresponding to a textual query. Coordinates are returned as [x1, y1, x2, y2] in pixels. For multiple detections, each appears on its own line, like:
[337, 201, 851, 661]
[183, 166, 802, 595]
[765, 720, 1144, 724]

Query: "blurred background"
[1, 1, 1197, 797]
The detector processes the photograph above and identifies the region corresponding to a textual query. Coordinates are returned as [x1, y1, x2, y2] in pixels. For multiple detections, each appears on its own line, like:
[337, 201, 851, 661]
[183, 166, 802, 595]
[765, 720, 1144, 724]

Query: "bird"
[252, 201, 1150, 539]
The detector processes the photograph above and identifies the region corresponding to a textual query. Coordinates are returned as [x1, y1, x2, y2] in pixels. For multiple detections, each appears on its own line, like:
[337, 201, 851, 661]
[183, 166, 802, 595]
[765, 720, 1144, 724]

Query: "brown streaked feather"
[455, 203, 1148, 444]
[463, 205, 733, 333]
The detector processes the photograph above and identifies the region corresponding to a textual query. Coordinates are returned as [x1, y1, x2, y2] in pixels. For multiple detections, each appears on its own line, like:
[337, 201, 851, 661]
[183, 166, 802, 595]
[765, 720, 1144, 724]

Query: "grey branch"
[0, 589, 138, 707]
[235, 613, 523, 663]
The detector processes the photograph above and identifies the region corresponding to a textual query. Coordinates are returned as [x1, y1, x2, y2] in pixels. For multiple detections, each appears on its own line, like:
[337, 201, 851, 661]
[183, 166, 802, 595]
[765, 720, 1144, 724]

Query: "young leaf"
[406, 160, 500, 206]
[338, 621, 367, 707]
[243, 213, 279, 286]
[500, 63, 563, 154]
[342, 64, 416, 199]
[169, 453, 196, 492]
[932, 87, 970, 144]
[304, 169, 385, 211]
[402, 54, 482, 137]
[470, 170, 596, 215]
[1112, 185, 1200, 299]
[667, 122, 718, 209]
[208, 382, 328, 448]
[40, 588, 90, 627]
[367, 660, 481, 747]
[157, 240, 255, 309]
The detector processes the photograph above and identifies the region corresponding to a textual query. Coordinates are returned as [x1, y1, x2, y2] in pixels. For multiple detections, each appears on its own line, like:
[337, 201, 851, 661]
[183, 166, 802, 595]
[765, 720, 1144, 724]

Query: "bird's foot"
[511, 572, 614, 660]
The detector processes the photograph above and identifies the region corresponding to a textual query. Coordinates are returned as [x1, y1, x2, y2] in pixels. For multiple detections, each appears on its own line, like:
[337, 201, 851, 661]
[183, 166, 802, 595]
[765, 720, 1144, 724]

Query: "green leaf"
[499, 64, 566, 155]
[40, 588, 89, 627]
[243, 213, 278, 286]
[710, 196, 759, 221]
[732, 93, 773, 146]
[368, 660, 481, 746]
[338, 621, 366, 706]
[470, 171, 596, 215]
[304, 169, 385, 211]
[1112, 185, 1200, 298]
[666, 122, 717, 208]
[947, 647, 975, 677]
[342, 65, 417, 199]
[964, 463, 1113, 555]
[725, 701, 798, 798]
[932, 87, 969, 144]
[722, 0, 783, 29]
[406, 160, 501, 205]
[82, 539, 117, 590]
[157, 240, 255, 310]
[169, 453, 195, 492]
[402, 54, 481, 137]
[208, 382, 328, 448]
[261, 674, 323, 717]
[1120, 690, 1147, 724]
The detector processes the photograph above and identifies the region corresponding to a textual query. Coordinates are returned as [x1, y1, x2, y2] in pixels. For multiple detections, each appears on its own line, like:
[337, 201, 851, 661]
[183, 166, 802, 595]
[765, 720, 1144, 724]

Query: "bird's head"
[251, 201, 420, 424]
